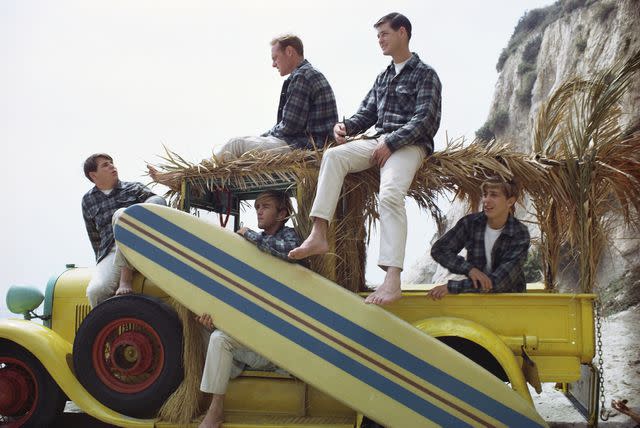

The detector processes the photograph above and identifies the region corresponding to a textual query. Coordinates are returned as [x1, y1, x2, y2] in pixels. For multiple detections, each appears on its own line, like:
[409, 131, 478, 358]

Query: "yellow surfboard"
[115, 204, 547, 428]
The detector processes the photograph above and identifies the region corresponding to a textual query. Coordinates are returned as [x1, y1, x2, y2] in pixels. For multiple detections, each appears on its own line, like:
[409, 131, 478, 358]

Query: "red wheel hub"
[0, 357, 37, 424]
[92, 318, 165, 393]
[109, 331, 154, 376]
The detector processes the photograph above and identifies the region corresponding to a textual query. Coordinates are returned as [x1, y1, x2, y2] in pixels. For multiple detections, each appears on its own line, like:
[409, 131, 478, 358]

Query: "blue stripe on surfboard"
[116, 225, 471, 427]
[123, 205, 544, 427]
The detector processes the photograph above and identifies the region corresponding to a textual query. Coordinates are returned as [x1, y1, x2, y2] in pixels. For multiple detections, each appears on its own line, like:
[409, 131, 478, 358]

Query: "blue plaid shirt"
[265, 59, 338, 150]
[243, 226, 301, 263]
[82, 180, 156, 263]
[344, 53, 441, 154]
[431, 212, 530, 293]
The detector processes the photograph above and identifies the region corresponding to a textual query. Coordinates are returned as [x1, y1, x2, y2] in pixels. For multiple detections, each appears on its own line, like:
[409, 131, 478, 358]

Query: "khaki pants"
[310, 138, 425, 269]
[200, 330, 276, 394]
[214, 135, 290, 162]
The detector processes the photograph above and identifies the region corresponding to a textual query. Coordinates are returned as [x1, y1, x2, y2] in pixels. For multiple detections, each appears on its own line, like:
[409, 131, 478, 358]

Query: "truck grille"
[75, 304, 91, 332]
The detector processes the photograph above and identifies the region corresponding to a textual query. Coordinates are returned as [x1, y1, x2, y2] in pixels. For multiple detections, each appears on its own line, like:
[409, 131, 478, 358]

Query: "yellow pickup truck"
[0, 174, 596, 427]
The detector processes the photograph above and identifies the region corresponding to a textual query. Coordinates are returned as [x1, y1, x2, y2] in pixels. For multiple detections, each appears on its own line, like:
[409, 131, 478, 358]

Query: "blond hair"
[270, 34, 304, 57]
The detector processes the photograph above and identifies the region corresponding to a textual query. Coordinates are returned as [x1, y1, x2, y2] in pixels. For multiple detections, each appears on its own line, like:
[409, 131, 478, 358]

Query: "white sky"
[0, 0, 554, 316]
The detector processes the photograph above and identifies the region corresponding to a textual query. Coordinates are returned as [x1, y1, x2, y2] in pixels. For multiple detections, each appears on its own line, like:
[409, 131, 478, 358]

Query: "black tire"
[72, 295, 183, 418]
[0, 339, 66, 427]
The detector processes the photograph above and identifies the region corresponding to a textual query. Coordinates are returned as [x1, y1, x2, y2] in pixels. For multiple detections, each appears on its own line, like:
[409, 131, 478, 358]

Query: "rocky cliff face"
[407, 0, 640, 299]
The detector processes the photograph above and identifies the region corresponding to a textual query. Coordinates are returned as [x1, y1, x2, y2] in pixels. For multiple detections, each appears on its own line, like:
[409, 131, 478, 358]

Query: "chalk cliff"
[408, 0, 640, 302]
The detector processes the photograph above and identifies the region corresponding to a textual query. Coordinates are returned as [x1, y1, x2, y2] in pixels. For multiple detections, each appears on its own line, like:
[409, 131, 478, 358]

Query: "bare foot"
[115, 266, 134, 296]
[199, 394, 224, 428]
[288, 234, 329, 259]
[288, 219, 329, 259]
[115, 281, 133, 296]
[365, 268, 402, 306]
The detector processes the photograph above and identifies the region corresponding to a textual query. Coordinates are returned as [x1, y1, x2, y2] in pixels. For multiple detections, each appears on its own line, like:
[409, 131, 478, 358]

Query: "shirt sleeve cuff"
[243, 229, 260, 244]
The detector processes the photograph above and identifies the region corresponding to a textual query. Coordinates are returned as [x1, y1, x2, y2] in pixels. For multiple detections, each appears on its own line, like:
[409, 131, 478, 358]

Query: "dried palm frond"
[532, 49, 640, 292]
[157, 299, 208, 425]
[149, 139, 552, 291]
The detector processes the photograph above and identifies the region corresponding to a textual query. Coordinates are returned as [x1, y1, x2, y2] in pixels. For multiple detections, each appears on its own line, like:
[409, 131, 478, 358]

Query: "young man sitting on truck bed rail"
[428, 177, 530, 299]
[196, 190, 300, 428]
[81, 153, 163, 308]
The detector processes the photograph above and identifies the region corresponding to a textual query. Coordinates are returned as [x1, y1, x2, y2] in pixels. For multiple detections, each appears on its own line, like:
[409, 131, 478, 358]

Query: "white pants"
[88, 197, 166, 308]
[86, 248, 120, 308]
[214, 135, 290, 162]
[310, 138, 425, 269]
[200, 330, 276, 395]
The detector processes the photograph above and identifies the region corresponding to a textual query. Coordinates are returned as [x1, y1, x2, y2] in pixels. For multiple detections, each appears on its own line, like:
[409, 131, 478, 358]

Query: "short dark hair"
[271, 34, 304, 57]
[83, 153, 113, 182]
[374, 12, 412, 40]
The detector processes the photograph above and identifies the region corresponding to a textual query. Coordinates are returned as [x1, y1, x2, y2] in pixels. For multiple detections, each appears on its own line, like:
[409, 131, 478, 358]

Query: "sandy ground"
[535, 303, 640, 427]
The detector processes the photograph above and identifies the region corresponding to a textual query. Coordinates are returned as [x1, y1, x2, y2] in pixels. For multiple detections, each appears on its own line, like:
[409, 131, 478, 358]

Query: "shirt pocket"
[395, 84, 418, 113]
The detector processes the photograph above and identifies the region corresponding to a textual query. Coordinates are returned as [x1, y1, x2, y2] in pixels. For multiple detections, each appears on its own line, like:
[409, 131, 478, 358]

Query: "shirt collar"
[90, 179, 123, 195]
[387, 53, 419, 75]
[289, 59, 310, 79]
[475, 212, 518, 237]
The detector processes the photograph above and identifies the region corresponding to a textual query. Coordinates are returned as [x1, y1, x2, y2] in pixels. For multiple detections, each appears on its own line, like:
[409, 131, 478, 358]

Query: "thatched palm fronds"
[149, 140, 552, 291]
[532, 49, 640, 292]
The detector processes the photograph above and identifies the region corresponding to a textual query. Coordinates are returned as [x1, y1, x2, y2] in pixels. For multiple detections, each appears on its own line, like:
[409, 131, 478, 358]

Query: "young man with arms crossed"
[81, 154, 161, 308]
[428, 178, 530, 299]
[197, 191, 300, 428]
[289, 13, 442, 306]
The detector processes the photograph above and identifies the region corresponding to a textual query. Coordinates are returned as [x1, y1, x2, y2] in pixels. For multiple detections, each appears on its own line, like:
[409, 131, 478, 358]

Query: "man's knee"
[321, 145, 349, 166]
[86, 280, 109, 308]
[209, 330, 235, 353]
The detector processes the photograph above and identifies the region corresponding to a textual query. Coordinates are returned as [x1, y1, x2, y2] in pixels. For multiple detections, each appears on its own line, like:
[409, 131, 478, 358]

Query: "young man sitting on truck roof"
[81, 153, 163, 308]
[428, 177, 530, 300]
[212, 34, 338, 161]
[196, 190, 300, 428]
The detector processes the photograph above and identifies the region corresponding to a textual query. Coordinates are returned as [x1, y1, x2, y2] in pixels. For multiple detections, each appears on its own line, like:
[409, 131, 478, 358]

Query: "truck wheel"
[72, 295, 183, 418]
[0, 339, 66, 428]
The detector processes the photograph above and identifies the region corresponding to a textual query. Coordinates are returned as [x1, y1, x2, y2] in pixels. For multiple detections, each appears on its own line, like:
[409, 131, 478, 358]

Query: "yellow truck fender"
[0, 318, 155, 428]
[413, 316, 533, 404]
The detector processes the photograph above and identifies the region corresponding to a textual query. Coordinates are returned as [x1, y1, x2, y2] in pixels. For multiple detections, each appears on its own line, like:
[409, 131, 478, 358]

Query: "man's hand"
[371, 137, 392, 168]
[195, 313, 215, 331]
[468, 268, 493, 291]
[427, 284, 449, 300]
[236, 227, 249, 236]
[333, 122, 347, 145]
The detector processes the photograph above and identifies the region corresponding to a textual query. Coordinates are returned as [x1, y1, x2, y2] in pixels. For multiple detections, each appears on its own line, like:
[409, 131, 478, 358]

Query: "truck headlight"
[6, 285, 44, 319]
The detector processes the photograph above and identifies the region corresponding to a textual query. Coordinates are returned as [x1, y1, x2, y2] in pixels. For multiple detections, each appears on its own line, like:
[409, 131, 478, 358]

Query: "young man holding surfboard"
[289, 13, 442, 307]
[428, 178, 530, 299]
[197, 190, 300, 428]
[81, 153, 160, 308]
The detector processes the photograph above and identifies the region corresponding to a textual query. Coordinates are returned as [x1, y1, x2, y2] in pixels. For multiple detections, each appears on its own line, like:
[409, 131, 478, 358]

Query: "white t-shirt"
[394, 58, 410, 76]
[101, 188, 114, 195]
[484, 225, 504, 272]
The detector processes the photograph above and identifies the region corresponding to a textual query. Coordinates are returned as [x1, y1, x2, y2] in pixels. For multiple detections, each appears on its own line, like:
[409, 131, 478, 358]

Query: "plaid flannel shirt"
[265, 59, 338, 150]
[82, 180, 156, 263]
[431, 212, 530, 294]
[344, 53, 441, 154]
[243, 226, 301, 263]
